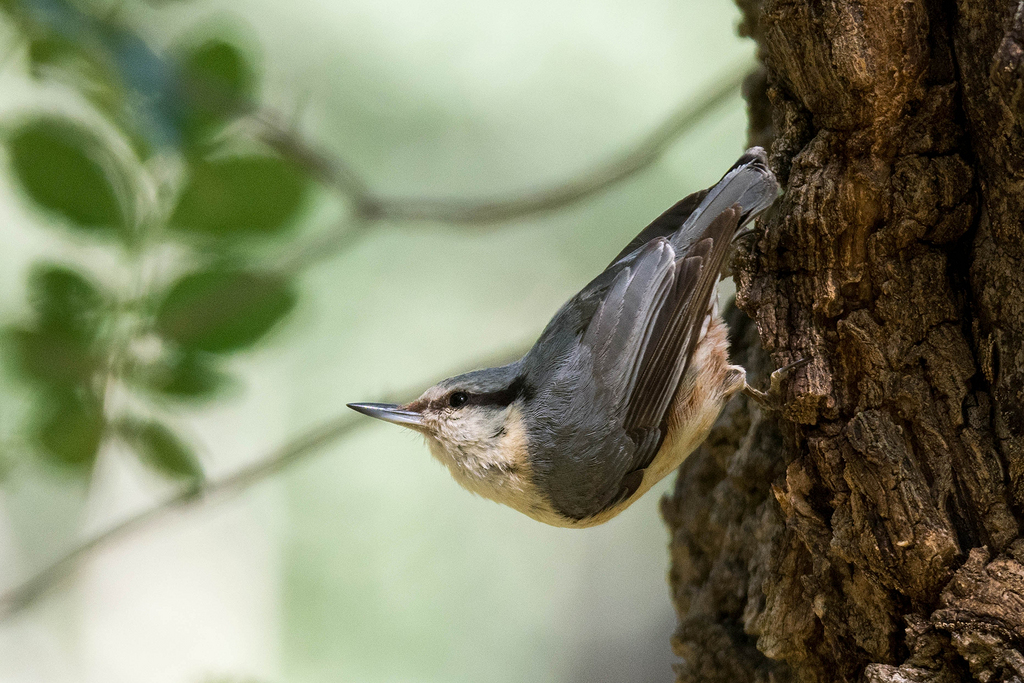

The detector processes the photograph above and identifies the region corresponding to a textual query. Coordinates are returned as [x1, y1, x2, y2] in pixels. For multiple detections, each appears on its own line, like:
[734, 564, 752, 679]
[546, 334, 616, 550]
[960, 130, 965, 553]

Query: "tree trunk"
[663, 0, 1024, 680]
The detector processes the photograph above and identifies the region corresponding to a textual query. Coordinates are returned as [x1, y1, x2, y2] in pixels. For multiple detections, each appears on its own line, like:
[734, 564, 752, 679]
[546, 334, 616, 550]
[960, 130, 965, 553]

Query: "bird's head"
[348, 363, 535, 499]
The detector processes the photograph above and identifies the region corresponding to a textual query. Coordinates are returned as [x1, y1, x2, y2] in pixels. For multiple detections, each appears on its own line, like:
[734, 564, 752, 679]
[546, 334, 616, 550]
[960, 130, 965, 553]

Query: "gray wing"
[527, 209, 738, 521]
[609, 147, 777, 266]
[620, 208, 738, 458]
[525, 237, 687, 520]
[602, 147, 770, 266]
[527, 151, 776, 521]
[597, 210, 740, 501]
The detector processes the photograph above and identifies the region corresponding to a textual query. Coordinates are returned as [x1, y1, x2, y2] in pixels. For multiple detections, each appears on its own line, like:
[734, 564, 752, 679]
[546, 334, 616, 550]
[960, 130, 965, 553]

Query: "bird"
[349, 148, 785, 528]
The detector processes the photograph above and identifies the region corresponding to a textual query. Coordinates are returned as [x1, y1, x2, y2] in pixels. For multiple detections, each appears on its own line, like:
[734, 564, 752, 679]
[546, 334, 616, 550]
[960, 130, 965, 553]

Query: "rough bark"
[664, 0, 1024, 681]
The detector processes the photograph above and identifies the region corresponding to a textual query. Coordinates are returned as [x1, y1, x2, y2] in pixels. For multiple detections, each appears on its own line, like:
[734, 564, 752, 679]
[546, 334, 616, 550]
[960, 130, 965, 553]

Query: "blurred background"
[0, 0, 755, 681]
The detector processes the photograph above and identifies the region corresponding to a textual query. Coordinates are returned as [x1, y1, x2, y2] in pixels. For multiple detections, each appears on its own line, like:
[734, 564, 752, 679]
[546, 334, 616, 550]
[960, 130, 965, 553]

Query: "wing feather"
[582, 239, 677, 395]
[526, 149, 778, 521]
[576, 207, 739, 485]
[623, 207, 739, 452]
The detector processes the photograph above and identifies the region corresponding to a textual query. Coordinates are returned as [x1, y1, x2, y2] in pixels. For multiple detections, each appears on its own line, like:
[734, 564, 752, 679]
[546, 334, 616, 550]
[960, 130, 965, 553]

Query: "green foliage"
[28, 264, 106, 340]
[0, 6, 305, 492]
[156, 269, 297, 353]
[1, 262, 108, 472]
[27, 35, 81, 74]
[5, 118, 128, 235]
[32, 390, 105, 468]
[5, 327, 96, 387]
[177, 38, 257, 145]
[114, 417, 203, 483]
[170, 156, 308, 236]
[136, 350, 230, 401]
[24, 21, 160, 157]
[3, 264, 105, 387]
[26, 34, 115, 96]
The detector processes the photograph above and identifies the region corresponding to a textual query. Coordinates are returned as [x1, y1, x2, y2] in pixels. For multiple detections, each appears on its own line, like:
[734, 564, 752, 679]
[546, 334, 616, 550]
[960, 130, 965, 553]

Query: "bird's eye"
[448, 391, 468, 408]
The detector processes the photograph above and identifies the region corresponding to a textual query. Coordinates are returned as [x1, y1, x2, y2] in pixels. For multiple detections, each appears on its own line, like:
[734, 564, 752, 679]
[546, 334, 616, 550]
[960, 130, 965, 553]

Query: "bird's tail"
[671, 147, 779, 250]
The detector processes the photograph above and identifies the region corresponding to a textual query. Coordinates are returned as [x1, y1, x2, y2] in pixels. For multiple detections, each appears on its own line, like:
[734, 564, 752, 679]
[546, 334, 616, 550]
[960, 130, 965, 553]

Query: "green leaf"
[4, 266, 105, 390]
[135, 350, 230, 400]
[6, 118, 127, 233]
[155, 269, 296, 353]
[184, 39, 253, 99]
[28, 263, 105, 340]
[27, 35, 80, 74]
[5, 327, 96, 388]
[170, 155, 307, 236]
[177, 38, 257, 143]
[26, 35, 112, 86]
[32, 390, 105, 468]
[115, 417, 203, 483]
[24, 39, 155, 160]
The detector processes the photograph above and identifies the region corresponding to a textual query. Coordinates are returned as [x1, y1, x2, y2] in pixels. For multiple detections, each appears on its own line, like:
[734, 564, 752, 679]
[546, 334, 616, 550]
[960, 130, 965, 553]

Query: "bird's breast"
[649, 315, 743, 484]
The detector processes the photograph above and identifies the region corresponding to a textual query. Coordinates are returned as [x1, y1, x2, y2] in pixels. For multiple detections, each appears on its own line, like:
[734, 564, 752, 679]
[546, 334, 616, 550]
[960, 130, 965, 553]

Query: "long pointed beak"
[347, 402, 425, 429]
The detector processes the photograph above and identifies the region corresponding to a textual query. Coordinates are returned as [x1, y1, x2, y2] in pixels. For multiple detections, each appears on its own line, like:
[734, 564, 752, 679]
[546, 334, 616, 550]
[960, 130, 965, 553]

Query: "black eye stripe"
[466, 388, 520, 407]
[438, 377, 535, 411]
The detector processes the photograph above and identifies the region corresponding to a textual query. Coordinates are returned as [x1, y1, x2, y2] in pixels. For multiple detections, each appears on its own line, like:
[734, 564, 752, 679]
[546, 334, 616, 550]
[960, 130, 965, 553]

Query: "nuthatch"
[349, 148, 783, 527]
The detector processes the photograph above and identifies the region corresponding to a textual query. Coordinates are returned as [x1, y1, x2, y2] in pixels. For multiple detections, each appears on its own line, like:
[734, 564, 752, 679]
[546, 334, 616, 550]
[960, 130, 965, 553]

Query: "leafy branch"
[1, 0, 750, 476]
[0, 0, 754, 619]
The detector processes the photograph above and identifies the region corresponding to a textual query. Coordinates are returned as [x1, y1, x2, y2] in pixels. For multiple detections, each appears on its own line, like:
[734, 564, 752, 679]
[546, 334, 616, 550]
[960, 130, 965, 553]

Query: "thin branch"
[0, 343, 529, 621]
[259, 63, 750, 226]
[373, 68, 749, 224]
[257, 118, 378, 212]
[262, 64, 749, 273]
[277, 214, 373, 276]
[0, 413, 361, 621]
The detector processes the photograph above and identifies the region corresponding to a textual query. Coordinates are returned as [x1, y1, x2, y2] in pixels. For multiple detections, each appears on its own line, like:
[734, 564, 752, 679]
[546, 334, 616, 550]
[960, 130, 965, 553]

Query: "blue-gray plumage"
[349, 148, 782, 527]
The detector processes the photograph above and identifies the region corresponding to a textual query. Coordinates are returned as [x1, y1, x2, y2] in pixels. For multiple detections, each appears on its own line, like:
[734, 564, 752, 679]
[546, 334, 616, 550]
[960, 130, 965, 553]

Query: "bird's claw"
[742, 357, 809, 411]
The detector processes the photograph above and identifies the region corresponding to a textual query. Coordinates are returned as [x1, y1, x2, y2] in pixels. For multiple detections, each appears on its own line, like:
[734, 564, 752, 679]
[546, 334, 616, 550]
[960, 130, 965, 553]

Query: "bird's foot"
[742, 357, 809, 411]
